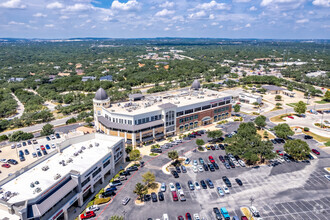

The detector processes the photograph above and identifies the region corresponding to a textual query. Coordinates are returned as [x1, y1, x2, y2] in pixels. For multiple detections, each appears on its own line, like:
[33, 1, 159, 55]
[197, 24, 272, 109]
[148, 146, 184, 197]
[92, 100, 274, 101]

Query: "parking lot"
[0, 133, 65, 180]
[95, 131, 330, 220]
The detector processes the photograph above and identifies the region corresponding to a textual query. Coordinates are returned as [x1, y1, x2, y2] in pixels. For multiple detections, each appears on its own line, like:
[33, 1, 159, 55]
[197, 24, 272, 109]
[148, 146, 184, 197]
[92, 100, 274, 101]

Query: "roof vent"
[81, 146, 86, 150]
[95, 142, 99, 147]
[89, 144, 93, 148]
[30, 183, 35, 188]
[42, 166, 49, 171]
[73, 152, 79, 157]
[66, 158, 73, 163]
[54, 173, 61, 180]
[33, 188, 41, 194]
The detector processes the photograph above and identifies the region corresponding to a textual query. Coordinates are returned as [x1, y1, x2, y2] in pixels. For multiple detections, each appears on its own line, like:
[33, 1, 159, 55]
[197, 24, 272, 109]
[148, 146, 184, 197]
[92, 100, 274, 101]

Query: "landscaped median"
[135, 182, 160, 205]
[240, 207, 254, 220]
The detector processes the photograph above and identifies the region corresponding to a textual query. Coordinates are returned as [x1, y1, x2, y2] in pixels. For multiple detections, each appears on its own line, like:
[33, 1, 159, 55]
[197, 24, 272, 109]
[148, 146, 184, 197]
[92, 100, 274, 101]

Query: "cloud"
[312, 0, 330, 7]
[111, 0, 140, 11]
[59, 15, 69, 20]
[209, 14, 215, 19]
[8, 21, 25, 25]
[0, 0, 26, 9]
[296, 18, 309, 23]
[155, 9, 175, 16]
[245, 23, 251, 27]
[211, 22, 219, 26]
[160, 1, 174, 8]
[64, 3, 91, 12]
[46, 2, 64, 9]
[250, 6, 257, 11]
[45, 24, 54, 28]
[233, 0, 251, 2]
[195, 1, 230, 10]
[260, 0, 306, 11]
[164, 27, 170, 31]
[189, 10, 207, 19]
[219, 25, 223, 29]
[33, 13, 47, 18]
[261, 0, 304, 7]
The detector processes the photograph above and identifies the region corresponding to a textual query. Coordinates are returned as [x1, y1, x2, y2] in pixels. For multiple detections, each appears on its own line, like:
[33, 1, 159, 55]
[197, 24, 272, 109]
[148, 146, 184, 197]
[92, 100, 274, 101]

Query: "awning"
[32, 180, 77, 216]
[202, 116, 211, 122]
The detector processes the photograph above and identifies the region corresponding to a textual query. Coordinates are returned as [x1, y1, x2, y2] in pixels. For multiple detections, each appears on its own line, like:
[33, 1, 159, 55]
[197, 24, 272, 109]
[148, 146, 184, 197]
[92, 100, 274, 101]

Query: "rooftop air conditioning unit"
[66, 158, 73, 163]
[54, 174, 61, 180]
[81, 146, 86, 150]
[33, 188, 41, 194]
[73, 152, 79, 157]
[89, 144, 93, 148]
[95, 143, 99, 147]
[78, 149, 82, 153]
[42, 166, 49, 171]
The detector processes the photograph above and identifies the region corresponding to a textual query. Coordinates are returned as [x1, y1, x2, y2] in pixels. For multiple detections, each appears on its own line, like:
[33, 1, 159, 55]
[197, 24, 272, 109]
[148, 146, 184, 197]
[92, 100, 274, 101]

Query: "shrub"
[66, 117, 77, 125]
[325, 141, 330, 147]
[94, 197, 111, 205]
[149, 153, 158, 156]
[315, 123, 321, 127]
[303, 127, 309, 131]
[0, 134, 8, 142]
[197, 146, 204, 151]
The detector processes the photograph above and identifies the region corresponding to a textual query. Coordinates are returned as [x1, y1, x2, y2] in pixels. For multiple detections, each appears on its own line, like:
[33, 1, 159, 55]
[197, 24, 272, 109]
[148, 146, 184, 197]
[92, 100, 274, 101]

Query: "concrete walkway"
[5, 93, 24, 120]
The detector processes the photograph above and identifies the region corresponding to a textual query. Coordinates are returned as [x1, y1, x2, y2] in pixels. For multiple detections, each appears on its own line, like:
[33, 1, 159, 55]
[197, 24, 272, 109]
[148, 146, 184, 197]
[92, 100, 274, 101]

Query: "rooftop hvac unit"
[30, 183, 35, 188]
[54, 173, 61, 180]
[42, 166, 49, 171]
[89, 144, 93, 148]
[81, 146, 86, 150]
[33, 188, 41, 194]
[73, 152, 79, 157]
[95, 142, 99, 147]
[62, 162, 66, 166]
[66, 158, 73, 163]
[78, 149, 82, 153]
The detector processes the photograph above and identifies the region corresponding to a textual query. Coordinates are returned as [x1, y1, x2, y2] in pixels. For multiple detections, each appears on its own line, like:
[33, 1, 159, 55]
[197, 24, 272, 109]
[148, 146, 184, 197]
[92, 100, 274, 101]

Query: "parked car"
[22, 142, 26, 146]
[208, 156, 215, 163]
[55, 133, 61, 138]
[27, 140, 32, 145]
[175, 182, 181, 190]
[175, 166, 181, 173]
[193, 160, 198, 166]
[109, 180, 122, 187]
[2, 164, 11, 168]
[160, 182, 166, 192]
[206, 179, 214, 188]
[304, 135, 313, 140]
[200, 180, 207, 189]
[126, 165, 138, 172]
[222, 176, 232, 187]
[194, 181, 201, 190]
[312, 149, 320, 155]
[185, 213, 192, 220]
[224, 162, 230, 169]
[80, 211, 95, 219]
[203, 164, 209, 171]
[86, 205, 99, 212]
[199, 157, 204, 165]
[169, 183, 176, 191]
[178, 190, 186, 201]
[235, 178, 243, 186]
[151, 148, 162, 153]
[250, 206, 260, 217]
[219, 155, 225, 163]
[24, 149, 29, 155]
[193, 213, 200, 220]
[198, 165, 204, 172]
[217, 187, 224, 196]
[188, 180, 195, 190]
[208, 163, 215, 172]
[171, 170, 179, 178]
[213, 207, 222, 220]
[122, 197, 130, 205]
[158, 191, 164, 201]
[184, 158, 191, 164]
[37, 151, 42, 157]
[171, 191, 178, 201]
[181, 165, 187, 173]
[192, 166, 198, 173]
[46, 136, 51, 141]
[223, 185, 230, 194]
[7, 159, 18, 165]
[151, 192, 158, 202]
[213, 162, 219, 170]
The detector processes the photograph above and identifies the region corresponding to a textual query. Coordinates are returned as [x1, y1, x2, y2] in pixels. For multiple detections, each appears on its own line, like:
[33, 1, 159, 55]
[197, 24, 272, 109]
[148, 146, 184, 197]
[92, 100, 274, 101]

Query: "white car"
[217, 187, 224, 196]
[193, 160, 198, 166]
[198, 165, 204, 172]
[163, 214, 169, 220]
[238, 160, 246, 167]
[161, 182, 166, 192]
[195, 181, 201, 190]
[193, 213, 200, 220]
[51, 134, 56, 139]
[51, 144, 56, 148]
[324, 175, 330, 181]
[0, 159, 7, 163]
[223, 185, 230, 194]
[234, 161, 240, 167]
[193, 166, 198, 173]
[169, 183, 176, 191]
[250, 206, 260, 217]
[86, 205, 99, 212]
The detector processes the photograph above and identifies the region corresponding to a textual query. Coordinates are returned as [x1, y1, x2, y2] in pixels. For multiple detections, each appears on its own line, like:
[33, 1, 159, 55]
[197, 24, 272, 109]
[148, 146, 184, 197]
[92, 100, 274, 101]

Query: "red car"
[276, 150, 284, 156]
[80, 211, 95, 219]
[40, 145, 45, 151]
[241, 217, 248, 220]
[178, 216, 184, 220]
[208, 156, 215, 163]
[287, 116, 294, 119]
[2, 164, 11, 168]
[172, 191, 178, 201]
[191, 132, 201, 136]
[185, 213, 192, 220]
[312, 149, 320, 155]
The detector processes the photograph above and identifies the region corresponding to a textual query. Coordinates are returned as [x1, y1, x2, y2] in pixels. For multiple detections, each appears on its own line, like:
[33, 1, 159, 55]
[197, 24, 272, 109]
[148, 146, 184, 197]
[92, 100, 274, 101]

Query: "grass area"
[270, 114, 289, 122]
[257, 129, 275, 140]
[301, 130, 330, 143]
[149, 153, 159, 156]
[270, 107, 283, 111]
[286, 103, 298, 107]
[315, 100, 330, 104]
[325, 141, 330, 147]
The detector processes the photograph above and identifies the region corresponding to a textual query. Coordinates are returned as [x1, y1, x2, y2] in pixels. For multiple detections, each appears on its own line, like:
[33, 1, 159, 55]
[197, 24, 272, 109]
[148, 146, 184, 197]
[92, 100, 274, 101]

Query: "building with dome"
[93, 82, 232, 147]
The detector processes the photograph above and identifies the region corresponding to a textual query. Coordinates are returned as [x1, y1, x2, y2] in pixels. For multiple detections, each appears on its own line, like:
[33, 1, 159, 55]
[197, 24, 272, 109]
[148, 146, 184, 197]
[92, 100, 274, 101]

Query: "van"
[163, 214, 169, 220]
[220, 207, 230, 220]
[172, 191, 178, 201]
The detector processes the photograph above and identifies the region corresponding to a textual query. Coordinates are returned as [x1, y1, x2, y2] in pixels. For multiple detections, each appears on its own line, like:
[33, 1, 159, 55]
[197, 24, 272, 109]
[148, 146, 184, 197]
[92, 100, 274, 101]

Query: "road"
[263, 104, 330, 118]
[0, 114, 77, 136]
[5, 93, 24, 120]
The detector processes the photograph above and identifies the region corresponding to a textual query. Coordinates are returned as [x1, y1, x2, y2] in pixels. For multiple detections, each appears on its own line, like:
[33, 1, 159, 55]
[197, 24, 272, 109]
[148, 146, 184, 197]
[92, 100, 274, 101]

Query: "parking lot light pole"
[122, 210, 126, 220]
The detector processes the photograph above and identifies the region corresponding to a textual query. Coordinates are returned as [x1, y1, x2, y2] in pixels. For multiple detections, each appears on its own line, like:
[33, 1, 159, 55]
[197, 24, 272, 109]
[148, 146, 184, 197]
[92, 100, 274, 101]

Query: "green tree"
[0, 134, 8, 142]
[273, 123, 294, 139]
[196, 139, 205, 146]
[85, 117, 93, 126]
[275, 95, 282, 101]
[40, 123, 54, 136]
[129, 149, 141, 162]
[168, 150, 179, 161]
[133, 182, 147, 201]
[253, 102, 260, 108]
[233, 104, 240, 113]
[207, 130, 223, 139]
[284, 139, 310, 160]
[254, 115, 267, 129]
[294, 101, 307, 115]
[142, 171, 156, 187]
[9, 131, 34, 142]
[324, 90, 330, 102]
[109, 216, 124, 220]
[276, 103, 282, 108]
[66, 117, 77, 124]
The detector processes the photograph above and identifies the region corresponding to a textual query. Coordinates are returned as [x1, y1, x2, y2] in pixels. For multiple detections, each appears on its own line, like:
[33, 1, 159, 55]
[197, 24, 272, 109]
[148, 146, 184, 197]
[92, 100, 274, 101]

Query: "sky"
[0, 0, 329, 39]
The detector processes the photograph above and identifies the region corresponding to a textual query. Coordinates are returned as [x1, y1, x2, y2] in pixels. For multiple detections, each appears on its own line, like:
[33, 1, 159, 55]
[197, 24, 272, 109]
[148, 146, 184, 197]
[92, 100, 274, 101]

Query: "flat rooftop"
[107, 88, 231, 115]
[0, 134, 123, 204]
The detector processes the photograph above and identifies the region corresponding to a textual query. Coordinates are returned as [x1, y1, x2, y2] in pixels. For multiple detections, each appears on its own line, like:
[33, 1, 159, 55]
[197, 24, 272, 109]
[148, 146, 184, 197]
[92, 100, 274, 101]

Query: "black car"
[208, 163, 215, 172]
[229, 161, 235, 168]
[102, 190, 116, 197]
[144, 194, 151, 201]
[19, 150, 24, 156]
[151, 192, 158, 202]
[219, 155, 225, 163]
[176, 166, 181, 173]
[203, 163, 209, 171]
[271, 139, 277, 144]
[7, 159, 18, 165]
[27, 140, 32, 145]
[235, 178, 243, 186]
[120, 171, 130, 176]
[158, 192, 164, 201]
[200, 180, 207, 189]
[22, 142, 26, 146]
[219, 144, 225, 150]
[307, 154, 314, 160]
[222, 176, 232, 187]
[210, 145, 215, 150]
[213, 207, 222, 220]
[304, 135, 313, 140]
[42, 149, 48, 155]
[188, 134, 196, 138]
[55, 133, 61, 138]
[224, 155, 229, 161]
[181, 165, 187, 173]
[106, 186, 117, 191]
[171, 170, 179, 178]
[37, 151, 42, 157]
[279, 138, 285, 143]
[19, 156, 25, 162]
[234, 155, 240, 160]
[46, 136, 51, 141]
[275, 138, 282, 144]
[151, 148, 162, 153]
[126, 165, 138, 172]
[24, 149, 29, 155]
[213, 162, 219, 170]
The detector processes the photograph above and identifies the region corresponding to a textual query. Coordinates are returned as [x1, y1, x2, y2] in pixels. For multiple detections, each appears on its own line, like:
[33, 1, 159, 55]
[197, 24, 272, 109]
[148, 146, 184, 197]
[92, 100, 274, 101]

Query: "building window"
[194, 121, 198, 128]
[214, 115, 218, 121]
[151, 116, 155, 121]
[92, 167, 102, 178]
[185, 109, 194, 115]
[190, 116, 193, 120]
[226, 99, 231, 104]
[179, 126, 184, 132]
[194, 107, 201, 112]
[212, 103, 218, 107]
[103, 159, 111, 169]
[81, 177, 90, 187]
[202, 105, 211, 110]
[185, 124, 189, 130]
[189, 122, 193, 129]
[177, 111, 184, 117]
[194, 115, 198, 119]
[138, 119, 141, 124]
[219, 101, 225, 106]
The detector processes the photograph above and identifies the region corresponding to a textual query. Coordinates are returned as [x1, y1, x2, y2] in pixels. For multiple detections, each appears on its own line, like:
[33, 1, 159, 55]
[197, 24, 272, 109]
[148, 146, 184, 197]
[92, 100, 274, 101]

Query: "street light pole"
[122, 210, 126, 220]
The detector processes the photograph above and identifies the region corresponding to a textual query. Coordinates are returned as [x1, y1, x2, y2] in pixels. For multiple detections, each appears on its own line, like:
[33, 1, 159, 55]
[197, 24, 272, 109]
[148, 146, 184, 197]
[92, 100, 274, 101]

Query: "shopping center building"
[94, 80, 232, 147]
[0, 133, 124, 220]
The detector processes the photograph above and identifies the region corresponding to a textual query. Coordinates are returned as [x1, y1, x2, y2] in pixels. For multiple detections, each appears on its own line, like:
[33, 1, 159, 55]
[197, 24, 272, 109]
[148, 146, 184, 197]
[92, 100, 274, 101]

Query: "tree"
[40, 123, 54, 136]
[110, 215, 124, 220]
[254, 115, 266, 129]
[133, 182, 147, 201]
[129, 149, 141, 162]
[324, 90, 330, 102]
[142, 171, 156, 187]
[275, 95, 282, 101]
[294, 101, 307, 115]
[0, 134, 8, 142]
[66, 117, 77, 124]
[284, 139, 310, 160]
[207, 130, 223, 139]
[9, 131, 34, 142]
[253, 102, 260, 108]
[276, 103, 282, 108]
[233, 104, 240, 113]
[85, 117, 93, 126]
[196, 139, 205, 146]
[168, 150, 179, 161]
[273, 123, 294, 139]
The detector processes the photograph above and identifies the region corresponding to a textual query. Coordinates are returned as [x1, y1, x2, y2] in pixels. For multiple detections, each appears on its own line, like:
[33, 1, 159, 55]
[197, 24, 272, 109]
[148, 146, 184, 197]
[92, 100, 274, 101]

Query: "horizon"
[0, 0, 329, 39]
